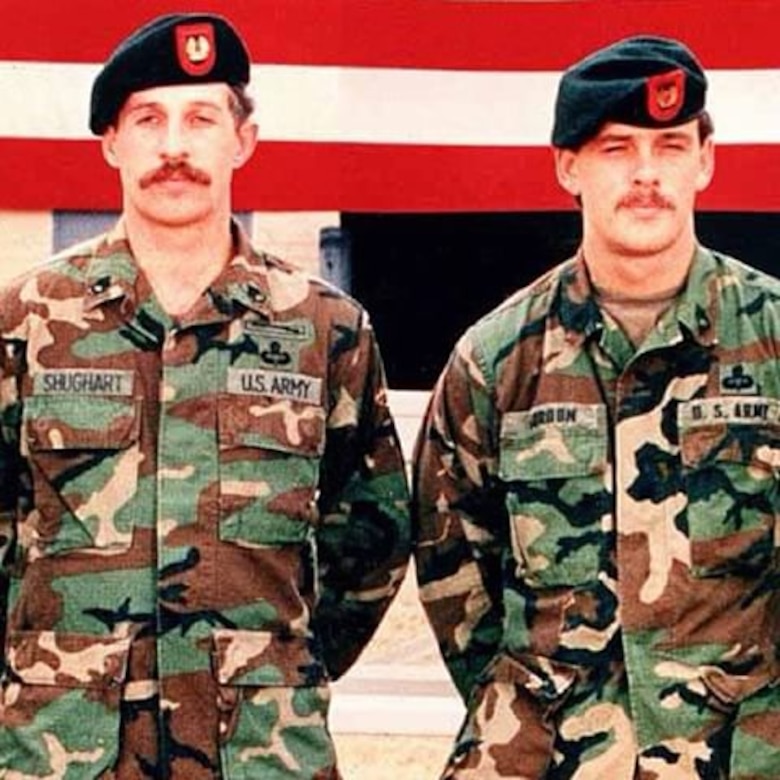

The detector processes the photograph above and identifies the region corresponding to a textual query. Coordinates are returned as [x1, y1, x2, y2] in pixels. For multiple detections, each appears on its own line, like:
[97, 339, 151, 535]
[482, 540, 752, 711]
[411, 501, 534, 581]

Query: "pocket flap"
[218, 396, 325, 457]
[485, 651, 579, 705]
[212, 629, 325, 687]
[7, 630, 131, 689]
[24, 395, 140, 452]
[701, 663, 777, 706]
[679, 400, 780, 470]
[499, 405, 607, 481]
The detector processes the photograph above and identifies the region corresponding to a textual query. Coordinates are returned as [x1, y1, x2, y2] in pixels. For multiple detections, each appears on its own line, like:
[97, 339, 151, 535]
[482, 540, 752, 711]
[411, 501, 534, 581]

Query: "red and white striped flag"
[2, 0, 780, 213]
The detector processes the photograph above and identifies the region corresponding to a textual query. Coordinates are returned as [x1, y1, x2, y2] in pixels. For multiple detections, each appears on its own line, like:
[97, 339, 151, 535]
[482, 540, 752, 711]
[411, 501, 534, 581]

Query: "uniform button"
[104, 654, 123, 684]
[89, 277, 111, 295]
[217, 686, 239, 711]
[247, 285, 266, 304]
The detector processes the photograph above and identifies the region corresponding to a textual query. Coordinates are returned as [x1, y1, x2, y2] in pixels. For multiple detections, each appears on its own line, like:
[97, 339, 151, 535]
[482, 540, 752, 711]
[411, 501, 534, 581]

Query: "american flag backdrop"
[1, 0, 780, 214]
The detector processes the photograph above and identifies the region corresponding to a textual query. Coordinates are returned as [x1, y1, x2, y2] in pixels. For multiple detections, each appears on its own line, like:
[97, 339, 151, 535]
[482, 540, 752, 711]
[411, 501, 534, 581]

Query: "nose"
[632, 144, 660, 186]
[159, 117, 188, 160]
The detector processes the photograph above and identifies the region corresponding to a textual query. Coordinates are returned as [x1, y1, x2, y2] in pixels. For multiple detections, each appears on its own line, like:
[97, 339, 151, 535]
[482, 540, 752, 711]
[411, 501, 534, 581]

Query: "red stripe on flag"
[3, 0, 780, 69]
[2, 139, 780, 213]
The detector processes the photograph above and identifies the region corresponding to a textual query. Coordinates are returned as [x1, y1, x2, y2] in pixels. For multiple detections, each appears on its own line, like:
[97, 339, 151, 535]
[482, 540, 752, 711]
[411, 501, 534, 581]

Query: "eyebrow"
[594, 129, 694, 145]
[657, 130, 694, 142]
[593, 133, 632, 145]
[124, 99, 225, 114]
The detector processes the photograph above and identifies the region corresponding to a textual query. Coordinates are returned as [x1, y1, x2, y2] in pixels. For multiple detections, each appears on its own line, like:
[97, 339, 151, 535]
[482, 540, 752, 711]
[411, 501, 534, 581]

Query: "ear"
[101, 128, 120, 169]
[554, 147, 581, 197]
[695, 135, 715, 193]
[233, 121, 259, 169]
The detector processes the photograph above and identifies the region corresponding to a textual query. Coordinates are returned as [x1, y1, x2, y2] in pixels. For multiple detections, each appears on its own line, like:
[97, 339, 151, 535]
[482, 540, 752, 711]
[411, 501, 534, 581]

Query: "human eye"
[599, 139, 628, 154]
[132, 111, 161, 127]
[660, 135, 691, 152]
[189, 108, 220, 127]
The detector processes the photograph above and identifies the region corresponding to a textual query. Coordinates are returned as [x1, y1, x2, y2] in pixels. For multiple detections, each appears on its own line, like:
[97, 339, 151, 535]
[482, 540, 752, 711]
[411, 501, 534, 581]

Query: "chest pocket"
[679, 401, 780, 578]
[23, 394, 141, 556]
[217, 395, 326, 547]
[500, 404, 611, 588]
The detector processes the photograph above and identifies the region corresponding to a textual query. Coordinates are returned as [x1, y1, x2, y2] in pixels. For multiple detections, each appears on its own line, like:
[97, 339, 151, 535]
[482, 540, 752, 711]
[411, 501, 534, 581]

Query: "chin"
[613, 227, 683, 258]
[142, 206, 212, 228]
[617, 241, 675, 258]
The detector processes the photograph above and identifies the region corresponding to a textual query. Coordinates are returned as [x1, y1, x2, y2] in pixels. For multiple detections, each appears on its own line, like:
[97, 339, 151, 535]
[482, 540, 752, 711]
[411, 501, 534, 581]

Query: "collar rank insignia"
[175, 22, 216, 77]
[646, 68, 685, 122]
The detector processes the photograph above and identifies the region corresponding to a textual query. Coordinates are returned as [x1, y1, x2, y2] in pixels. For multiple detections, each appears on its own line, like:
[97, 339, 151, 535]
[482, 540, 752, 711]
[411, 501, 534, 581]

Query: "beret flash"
[90, 13, 251, 135]
[552, 35, 707, 149]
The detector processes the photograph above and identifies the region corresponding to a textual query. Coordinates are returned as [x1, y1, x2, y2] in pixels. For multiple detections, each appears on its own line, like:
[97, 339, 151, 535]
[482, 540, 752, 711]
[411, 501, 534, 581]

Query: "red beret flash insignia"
[646, 69, 686, 122]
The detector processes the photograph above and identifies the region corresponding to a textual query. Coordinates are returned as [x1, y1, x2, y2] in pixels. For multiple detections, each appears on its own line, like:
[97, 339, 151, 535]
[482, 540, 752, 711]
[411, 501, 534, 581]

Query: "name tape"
[504, 403, 603, 435]
[680, 397, 780, 426]
[36, 369, 134, 396]
[227, 368, 322, 405]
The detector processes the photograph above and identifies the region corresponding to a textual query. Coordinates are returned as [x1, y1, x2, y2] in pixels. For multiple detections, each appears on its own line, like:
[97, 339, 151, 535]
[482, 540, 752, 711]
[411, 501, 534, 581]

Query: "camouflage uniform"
[414, 248, 780, 778]
[0, 220, 411, 779]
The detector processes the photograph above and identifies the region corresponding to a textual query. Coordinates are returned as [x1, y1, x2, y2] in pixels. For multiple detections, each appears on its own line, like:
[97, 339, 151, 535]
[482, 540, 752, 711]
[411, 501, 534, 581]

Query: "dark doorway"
[346, 211, 780, 390]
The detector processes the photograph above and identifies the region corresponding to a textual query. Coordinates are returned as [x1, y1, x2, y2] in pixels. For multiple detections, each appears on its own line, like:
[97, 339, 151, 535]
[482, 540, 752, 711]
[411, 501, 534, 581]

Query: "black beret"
[90, 13, 251, 135]
[552, 35, 707, 149]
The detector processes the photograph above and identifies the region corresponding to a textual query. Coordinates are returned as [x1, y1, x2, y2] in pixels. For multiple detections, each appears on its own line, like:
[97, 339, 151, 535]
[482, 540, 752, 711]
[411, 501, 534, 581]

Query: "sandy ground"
[335, 734, 451, 779]
[332, 392, 455, 777]
[356, 563, 443, 667]
[332, 565, 457, 778]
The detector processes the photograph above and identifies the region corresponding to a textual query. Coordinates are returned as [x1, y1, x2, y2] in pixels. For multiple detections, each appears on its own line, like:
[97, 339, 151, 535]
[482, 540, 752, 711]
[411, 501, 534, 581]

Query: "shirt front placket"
[136, 269, 271, 745]
[606, 285, 716, 754]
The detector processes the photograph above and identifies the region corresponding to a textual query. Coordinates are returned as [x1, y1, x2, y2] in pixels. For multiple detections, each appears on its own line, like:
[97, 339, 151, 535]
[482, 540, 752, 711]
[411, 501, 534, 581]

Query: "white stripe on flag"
[1, 62, 780, 146]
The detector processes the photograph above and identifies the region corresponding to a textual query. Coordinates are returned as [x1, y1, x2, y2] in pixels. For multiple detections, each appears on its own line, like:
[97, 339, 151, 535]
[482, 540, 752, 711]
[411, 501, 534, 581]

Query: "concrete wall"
[0, 209, 338, 284]
[0, 211, 53, 286]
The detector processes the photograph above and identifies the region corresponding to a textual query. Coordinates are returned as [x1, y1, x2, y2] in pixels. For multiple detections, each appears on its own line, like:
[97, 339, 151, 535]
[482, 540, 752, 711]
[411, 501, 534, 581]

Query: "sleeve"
[0, 327, 23, 673]
[412, 330, 507, 702]
[311, 309, 411, 680]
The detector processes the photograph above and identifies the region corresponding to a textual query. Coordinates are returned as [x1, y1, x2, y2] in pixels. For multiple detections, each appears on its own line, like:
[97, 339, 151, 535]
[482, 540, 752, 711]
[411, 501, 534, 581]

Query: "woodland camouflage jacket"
[414, 247, 780, 779]
[0, 221, 411, 779]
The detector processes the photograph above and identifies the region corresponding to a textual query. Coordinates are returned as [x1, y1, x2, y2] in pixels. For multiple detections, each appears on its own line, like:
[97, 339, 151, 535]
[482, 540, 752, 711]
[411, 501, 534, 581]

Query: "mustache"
[618, 190, 674, 210]
[139, 161, 211, 188]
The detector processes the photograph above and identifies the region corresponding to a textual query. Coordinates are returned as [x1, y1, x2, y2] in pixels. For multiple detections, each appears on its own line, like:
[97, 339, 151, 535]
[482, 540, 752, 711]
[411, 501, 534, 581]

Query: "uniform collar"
[82, 223, 140, 314]
[206, 221, 272, 319]
[552, 246, 718, 352]
[670, 245, 718, 347]
[82, 218, 274, 323]
[555, 253, 603, 343]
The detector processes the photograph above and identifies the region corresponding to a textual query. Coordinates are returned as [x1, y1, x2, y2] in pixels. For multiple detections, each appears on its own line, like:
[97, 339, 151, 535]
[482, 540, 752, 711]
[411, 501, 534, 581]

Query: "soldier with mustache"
[0, 13, 410, 779]
[414, 35, 780, 779]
